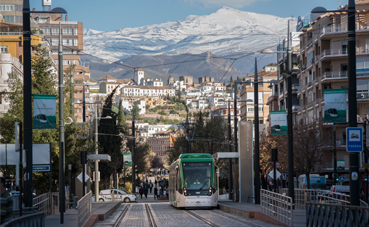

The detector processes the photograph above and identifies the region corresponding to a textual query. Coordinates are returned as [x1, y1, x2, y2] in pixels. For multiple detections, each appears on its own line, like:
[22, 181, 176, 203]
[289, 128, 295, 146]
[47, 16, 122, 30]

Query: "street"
[94, 203, 279, 227]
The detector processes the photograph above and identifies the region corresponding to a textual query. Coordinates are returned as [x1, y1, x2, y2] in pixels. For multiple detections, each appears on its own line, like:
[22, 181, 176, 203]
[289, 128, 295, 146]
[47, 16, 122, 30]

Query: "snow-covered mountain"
[83, 7, 295, 81]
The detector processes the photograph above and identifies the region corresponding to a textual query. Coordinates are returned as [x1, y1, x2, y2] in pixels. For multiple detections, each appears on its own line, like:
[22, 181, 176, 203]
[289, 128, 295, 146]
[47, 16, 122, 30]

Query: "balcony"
[291, 84, 300, 94]
[292, 104, 300, 112]
[307, 102, 314, 110]
[321, 49, 347, 59]
[267, 95, 277, 105]
[320, 24, 347, 36]
[0, 53, 23, 72]
[307, 59, 313, 69]
[322, 71, 347, 82]
[358, 114, 369, 122]
[0, 32, 23, 36]
[314, 55, 319, 63]
[357, 92, 369, 100]
[279, 92, 284, 100]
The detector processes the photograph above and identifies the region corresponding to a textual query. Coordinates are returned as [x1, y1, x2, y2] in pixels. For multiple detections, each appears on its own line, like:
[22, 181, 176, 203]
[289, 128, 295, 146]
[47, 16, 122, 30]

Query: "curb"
[83, 202, 121, 227]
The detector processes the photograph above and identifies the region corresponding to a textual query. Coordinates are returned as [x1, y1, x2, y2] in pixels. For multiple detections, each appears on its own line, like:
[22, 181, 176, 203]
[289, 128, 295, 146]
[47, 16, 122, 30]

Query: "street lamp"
[235, 65, 277, 204]
[22, 1, 67, 224]
[261, 20, 294, 204]
[311, 0, 359, 206]
[93, 101, 111, 199]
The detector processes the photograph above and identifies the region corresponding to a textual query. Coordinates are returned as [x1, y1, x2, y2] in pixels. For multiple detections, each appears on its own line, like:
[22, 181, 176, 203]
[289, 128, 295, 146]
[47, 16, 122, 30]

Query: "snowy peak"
[83, 7, 295, 63]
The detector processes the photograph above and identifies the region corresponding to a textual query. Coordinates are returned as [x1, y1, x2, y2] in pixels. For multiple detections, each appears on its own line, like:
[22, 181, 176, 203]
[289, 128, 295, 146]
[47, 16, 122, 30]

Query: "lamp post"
[261, 20, 294, 203]
[235, 74, 277, 204]
[93, 102, 112, 200]
[22, 2, 66, 222]
[311, 0, 359, 206]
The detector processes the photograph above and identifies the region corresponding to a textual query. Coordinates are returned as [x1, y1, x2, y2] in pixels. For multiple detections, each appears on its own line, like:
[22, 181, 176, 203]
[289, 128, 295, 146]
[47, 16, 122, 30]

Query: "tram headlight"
[184, 188, 187, 196]
[208, 187, 212, 196]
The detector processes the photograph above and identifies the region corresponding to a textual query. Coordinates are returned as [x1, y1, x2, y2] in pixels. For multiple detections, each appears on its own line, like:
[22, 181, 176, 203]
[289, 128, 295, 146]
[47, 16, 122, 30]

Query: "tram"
[169, 153, 218, 208]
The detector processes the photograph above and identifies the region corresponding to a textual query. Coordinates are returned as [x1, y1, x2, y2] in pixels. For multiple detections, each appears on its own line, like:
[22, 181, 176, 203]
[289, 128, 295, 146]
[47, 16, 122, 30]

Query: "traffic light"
[336, 177, 339, 182]
[365, 173, 368, 181]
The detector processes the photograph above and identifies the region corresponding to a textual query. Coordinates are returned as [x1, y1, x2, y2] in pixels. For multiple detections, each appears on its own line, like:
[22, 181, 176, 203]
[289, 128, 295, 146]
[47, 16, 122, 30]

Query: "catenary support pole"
[287, 20, 294, 203]
[58, 22, 66, 225]
[23, 0, 33, 209]
[333, 123, 337, 185]
[132, 109, 136, 194]
[347, 0, 359, 206]
[364, 119, 368, 203]
[95, 107, 99, 200]
[254, 57, 261, 204]
[228, 100, 233, 200]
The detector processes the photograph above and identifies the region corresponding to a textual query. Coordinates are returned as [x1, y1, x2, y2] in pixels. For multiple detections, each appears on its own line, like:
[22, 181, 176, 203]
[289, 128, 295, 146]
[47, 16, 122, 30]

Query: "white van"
[330, 185, 350, 194]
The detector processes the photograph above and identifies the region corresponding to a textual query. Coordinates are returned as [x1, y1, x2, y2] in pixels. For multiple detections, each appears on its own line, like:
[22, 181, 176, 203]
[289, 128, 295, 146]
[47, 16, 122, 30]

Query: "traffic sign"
[268, 179, 274, 186]
[282, 173, 286, 180]
[339, 176, 345, 182]
[346, 127, 363, 152]
[33, 165, 50, 172]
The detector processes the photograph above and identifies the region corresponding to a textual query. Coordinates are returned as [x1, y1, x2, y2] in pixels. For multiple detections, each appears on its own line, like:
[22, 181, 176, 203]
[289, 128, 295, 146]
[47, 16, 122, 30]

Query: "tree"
[0, 47, 90, 193]
[230, 76, 234, 84]
[127, 140, 151, 174]
[293, 122, 329, 189]
[178, 84, 182, 100]
[164, 111, 228, 166]
[98, 86, 123, 189]
[117, 99, 127, 133]
[150, 155, 164, 170]
[132, 101, 141, 120]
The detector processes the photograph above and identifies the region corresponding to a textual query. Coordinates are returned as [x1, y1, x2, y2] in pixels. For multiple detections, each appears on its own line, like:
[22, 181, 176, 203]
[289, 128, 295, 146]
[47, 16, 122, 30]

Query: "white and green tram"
[169, 153, 218, 208]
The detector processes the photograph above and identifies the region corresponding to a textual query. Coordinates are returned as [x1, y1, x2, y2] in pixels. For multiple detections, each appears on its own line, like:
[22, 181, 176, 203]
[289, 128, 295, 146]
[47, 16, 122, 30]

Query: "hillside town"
[2, 0, 369, 226]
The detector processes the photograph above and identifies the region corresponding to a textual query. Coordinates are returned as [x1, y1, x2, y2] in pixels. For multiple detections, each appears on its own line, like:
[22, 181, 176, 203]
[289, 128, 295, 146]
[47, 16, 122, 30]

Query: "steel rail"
[210, 210, 264, 227]
[145, 204, 158, 227]
[185, 210, 219, 227]
[113, 204, 131, 227]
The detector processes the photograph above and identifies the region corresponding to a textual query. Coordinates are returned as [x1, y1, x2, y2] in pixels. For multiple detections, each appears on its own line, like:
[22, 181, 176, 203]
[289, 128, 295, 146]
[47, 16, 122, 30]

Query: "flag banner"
[123, 153, 132, 166]
[270, 110, 287, 136]
[324, 89, 347, 123]
[33, 94, 57, 129]
[170, 134, 176, 147]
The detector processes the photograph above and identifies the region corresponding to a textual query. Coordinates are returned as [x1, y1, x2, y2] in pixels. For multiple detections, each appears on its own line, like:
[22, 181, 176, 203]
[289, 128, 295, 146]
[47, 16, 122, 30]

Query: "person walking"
[149, 180, 153, 193]
[0, 177, 13, 224]
[139, 186, 143, 199]
[144, 186, 148, 199]
[155, 179, 157, 187]
[154, 187, 158, 200]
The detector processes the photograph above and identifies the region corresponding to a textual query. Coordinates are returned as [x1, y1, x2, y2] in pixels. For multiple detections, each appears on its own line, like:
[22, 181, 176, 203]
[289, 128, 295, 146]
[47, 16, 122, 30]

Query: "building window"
[0, 46, 8, 53]
[0, 5, 14, 11]
[3, 15, 14, 23]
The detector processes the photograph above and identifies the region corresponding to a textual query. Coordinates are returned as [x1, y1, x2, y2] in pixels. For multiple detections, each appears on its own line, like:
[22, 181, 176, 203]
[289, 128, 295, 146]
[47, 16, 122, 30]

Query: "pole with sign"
[123, 153, 132, 166]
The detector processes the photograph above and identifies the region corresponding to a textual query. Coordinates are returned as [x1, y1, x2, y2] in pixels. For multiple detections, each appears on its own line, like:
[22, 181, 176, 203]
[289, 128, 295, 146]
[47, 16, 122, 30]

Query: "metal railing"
[33, 193, 52, 216]
[306, 202, 369, 227]
[3, 211, 45, 227]
[261, 189, 293, 226]
[280, 188, 368, 209]
[77, 191, 92, 227]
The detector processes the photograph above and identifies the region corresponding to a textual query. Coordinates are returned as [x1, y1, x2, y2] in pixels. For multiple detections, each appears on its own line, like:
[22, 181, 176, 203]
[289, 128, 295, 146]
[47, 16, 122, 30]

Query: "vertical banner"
[270, 110, 287, 135]
[123, 153, 132, 166]
[33, 94, 56, 129]
[324, 89, 347, 123]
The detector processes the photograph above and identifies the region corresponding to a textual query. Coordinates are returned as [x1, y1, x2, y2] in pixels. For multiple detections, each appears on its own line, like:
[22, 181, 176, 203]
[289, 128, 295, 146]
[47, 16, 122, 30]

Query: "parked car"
[94, 189, 136, 203]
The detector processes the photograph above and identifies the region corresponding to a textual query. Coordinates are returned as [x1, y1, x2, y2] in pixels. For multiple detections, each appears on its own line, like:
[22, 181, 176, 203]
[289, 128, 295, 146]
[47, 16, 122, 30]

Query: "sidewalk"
[45, 201, 121, 227]
[218, 201, 306, 227]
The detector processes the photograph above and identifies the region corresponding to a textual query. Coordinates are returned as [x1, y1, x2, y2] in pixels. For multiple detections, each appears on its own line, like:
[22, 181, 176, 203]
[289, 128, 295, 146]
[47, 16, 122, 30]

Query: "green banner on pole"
[324, 89, 347, 123]
[33, 94, 57, 129]
[123, 153, 132, 166]
[270, 110, 287, 136]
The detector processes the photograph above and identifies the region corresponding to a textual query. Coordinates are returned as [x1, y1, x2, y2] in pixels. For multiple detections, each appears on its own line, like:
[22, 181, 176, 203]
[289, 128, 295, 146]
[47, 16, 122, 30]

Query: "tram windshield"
[182, 162, 212, 190]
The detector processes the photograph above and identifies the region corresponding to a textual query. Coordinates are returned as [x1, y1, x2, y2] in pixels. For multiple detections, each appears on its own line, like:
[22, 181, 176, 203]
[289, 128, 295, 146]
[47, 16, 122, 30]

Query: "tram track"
[210, 210, 265, 227]
[145, 204, 158, 227]
[185, 210, 220, 227]
[112, 204, 130, 227]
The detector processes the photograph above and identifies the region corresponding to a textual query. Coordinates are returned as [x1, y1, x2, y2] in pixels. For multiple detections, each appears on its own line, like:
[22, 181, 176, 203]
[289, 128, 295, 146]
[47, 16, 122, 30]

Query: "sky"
[31, 0, 340, 31]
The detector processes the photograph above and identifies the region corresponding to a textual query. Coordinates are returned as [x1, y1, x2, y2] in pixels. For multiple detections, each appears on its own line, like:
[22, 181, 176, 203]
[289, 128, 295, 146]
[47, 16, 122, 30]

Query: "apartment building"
[0, 1, 23, 24]
[0, 22, 44, 114]
[240, 66, 277, 129]
[120, 85, 175, 97]
[297, 1, 369, 172]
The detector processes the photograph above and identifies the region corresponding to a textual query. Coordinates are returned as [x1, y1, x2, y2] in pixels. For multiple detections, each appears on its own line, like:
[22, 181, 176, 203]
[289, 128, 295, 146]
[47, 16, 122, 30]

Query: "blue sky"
[32, 0, 340, 31]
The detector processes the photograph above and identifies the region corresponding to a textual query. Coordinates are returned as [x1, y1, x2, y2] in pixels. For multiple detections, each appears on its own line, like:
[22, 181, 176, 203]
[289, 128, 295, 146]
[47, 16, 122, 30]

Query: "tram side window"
[213, 166, 217, 190]
[176, 169, 182, 191]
